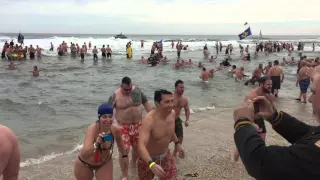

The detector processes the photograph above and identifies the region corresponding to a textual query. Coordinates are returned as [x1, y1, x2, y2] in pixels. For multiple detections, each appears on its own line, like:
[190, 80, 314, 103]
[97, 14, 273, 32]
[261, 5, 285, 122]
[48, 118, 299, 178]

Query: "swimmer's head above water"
[258, 76, 272, 94]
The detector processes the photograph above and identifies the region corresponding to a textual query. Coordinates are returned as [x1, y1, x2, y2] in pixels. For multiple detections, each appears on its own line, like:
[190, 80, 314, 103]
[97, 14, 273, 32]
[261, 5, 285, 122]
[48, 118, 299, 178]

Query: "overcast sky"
[2, 0, 320, 35]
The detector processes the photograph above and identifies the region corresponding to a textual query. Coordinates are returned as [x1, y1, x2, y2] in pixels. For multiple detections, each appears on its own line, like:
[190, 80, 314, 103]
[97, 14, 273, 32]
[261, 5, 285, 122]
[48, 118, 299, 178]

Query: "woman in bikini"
[74, 104, 128, 180]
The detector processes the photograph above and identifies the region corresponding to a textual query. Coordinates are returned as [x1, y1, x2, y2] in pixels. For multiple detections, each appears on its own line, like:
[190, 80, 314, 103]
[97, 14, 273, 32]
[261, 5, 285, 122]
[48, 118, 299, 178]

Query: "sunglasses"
[121, 85, 132, 92]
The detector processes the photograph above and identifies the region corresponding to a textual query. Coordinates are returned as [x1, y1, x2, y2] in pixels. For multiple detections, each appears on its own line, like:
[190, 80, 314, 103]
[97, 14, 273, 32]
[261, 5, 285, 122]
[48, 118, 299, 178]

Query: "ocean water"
[0, 33, 318, 168]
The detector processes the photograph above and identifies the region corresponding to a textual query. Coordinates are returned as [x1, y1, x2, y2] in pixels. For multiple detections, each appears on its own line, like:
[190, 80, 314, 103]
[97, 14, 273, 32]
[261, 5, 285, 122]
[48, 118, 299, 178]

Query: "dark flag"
[244, 22, 248, 25]
[238, 27, 252, 40]
[18, 33, 24, 44]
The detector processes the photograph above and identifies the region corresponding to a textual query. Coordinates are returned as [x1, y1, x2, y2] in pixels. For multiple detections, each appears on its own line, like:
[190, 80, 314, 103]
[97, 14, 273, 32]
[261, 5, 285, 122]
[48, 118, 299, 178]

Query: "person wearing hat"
[74, 104, 128, 180]
[233, 76, 273, 162]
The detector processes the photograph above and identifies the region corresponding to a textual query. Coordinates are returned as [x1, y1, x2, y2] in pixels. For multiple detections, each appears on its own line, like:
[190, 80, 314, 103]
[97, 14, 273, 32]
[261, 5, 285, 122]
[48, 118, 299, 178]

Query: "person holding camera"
[233, 76, 273, 162]
[74, 104, 128, 180]
[233, 72, 320, 180]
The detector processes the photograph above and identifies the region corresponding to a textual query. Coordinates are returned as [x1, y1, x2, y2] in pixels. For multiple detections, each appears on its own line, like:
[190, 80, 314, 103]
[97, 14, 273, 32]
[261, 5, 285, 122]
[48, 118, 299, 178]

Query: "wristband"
[149, 162, 156, 169]
[93, 143, 98, 150]
[234, 117, 252, 129]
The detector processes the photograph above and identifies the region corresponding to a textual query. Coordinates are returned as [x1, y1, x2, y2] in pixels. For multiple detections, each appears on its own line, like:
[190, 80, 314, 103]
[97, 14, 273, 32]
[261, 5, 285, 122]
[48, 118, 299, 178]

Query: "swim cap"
[98, 104, 113, 120]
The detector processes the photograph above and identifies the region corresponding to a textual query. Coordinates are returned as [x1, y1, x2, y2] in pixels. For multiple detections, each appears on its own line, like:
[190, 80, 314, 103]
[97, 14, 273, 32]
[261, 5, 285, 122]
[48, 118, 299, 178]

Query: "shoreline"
[18, 100, 316, 180]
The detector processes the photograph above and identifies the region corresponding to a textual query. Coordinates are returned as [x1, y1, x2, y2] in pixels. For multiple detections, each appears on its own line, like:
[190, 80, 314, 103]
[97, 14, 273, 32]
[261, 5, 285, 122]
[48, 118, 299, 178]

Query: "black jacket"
[234, 111, 320, 180]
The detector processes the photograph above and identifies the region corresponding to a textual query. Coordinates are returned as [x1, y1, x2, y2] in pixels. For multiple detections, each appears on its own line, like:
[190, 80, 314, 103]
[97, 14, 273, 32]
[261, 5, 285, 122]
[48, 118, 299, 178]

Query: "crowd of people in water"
[1, 37, 320, 180]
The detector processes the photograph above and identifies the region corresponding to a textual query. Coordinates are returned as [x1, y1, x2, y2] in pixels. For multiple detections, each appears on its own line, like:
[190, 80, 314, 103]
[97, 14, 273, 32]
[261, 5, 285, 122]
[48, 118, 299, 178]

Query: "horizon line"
[0, 32, 320, 36]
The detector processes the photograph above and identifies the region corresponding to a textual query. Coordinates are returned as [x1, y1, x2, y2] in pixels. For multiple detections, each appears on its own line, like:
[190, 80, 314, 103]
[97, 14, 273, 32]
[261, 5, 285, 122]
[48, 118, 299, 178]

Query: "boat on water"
[114, 33, 127, 39]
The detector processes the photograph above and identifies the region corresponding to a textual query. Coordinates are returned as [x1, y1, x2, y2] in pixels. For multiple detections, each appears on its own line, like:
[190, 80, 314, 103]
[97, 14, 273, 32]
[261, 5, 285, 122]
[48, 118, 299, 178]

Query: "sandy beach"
[18, 98, 317, 180]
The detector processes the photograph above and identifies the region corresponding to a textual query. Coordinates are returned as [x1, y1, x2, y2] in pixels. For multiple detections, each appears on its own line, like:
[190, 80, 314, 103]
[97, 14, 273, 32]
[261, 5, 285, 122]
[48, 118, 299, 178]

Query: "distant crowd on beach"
[1, 34, 320, 180]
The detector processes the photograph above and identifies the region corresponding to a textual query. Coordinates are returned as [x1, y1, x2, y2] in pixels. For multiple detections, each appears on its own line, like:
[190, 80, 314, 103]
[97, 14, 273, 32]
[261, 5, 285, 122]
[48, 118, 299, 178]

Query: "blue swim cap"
[98, 104, 113, 120]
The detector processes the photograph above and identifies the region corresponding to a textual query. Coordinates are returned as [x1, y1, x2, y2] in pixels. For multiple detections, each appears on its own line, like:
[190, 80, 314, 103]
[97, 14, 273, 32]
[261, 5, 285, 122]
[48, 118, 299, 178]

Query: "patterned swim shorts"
[118, 121, 142, 150]
[137, 150, 178, 180]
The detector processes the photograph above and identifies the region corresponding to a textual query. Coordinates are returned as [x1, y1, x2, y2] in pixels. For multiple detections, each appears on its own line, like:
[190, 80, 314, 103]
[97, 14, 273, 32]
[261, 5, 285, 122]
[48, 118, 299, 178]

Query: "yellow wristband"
[149, 162, 156, 169]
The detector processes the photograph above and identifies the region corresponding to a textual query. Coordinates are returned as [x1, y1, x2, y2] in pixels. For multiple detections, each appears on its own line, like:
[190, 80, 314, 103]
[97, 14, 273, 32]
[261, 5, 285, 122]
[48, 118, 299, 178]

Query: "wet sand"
[18, 98, 317, 180]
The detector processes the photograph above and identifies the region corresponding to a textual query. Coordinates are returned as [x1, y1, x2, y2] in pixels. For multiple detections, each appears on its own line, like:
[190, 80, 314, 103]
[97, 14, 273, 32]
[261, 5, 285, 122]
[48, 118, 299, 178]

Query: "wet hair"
[232, 65, 236, 69]
[175, 80, 184, 87]
[258, 76, 270, 85]
[154, 89, 172, 103]
[121, 76, 131, 85]
[274, 60, 279, 65]
[202, 67, 206, 71]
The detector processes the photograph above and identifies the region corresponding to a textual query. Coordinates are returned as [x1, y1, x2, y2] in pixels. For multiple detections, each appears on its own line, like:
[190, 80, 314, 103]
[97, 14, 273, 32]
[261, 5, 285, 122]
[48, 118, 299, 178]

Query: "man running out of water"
[0, 125, 20, 180]
[74, 104, 127, 180]
[296, 60, 312, 103]
[234, 76, 273, 161]
[264, 62, 273, 74]
[137, 89, 185, 180]
[106, 45, 112, 59]
[92, 46, 98, 61]
[101, 45, 106, 59]
[267, 60, 284, 97]
[80, 45, 86, 62]
[107, 77, 152, 180]
[29, 45, 35, 60]
[173, 80, 190, 152]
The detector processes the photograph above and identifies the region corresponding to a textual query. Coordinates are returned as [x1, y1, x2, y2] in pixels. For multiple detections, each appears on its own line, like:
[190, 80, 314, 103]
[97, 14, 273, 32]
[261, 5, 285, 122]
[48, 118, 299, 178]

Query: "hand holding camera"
[233, 96, 275, 123]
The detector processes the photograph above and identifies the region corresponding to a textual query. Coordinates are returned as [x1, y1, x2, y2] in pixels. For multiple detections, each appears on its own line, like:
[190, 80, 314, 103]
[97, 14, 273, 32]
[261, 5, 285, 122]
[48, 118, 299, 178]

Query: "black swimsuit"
[78, 126, 114, 173]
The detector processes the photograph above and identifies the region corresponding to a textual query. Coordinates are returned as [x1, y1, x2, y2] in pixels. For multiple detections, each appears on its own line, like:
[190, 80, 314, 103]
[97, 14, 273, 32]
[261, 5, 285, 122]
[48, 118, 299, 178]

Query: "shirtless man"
[267, 60, 284, 97]
[264, 62, 272, 74]
[280, 58, 288, 66]
[8, 61, 17, 70]
[92, 46, 98, 61]
[296, 60, 312, 103]
[176, 44, 182, 58]
[30, 66, 41, 77]
[289, 57, 297, 65]
[140, 56, 148, 64]
[101, 45, 106, 59]
[0, 125, 20, 180]
[50, 42, 54, 51]
[6, 46, 13, 61]
[107, 77, 152, 180]
[137, 89, 184, 180]
[57, 45, 64, 57]
[174, 60, 181, 68]
[244, 64, 264, 85]
[36, 45, 42, 60]
[209, 56, 214, 63]
[233, 76, 273, 161]
[80, 46, 85, 62]
[235, 67, 245, 81]
[106, 45, 112, 59]
[200, 67, 210, 82]
[172, 80, 190, 151]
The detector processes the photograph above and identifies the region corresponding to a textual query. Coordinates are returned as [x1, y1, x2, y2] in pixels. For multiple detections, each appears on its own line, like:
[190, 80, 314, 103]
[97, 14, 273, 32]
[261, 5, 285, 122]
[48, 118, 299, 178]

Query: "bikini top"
[96, 125, 115, 164]
[97, 125, 114, 152]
